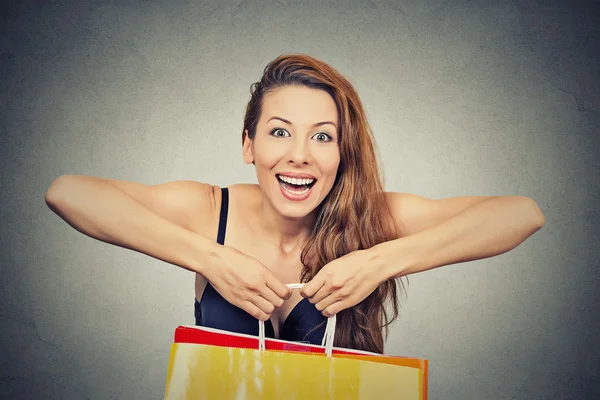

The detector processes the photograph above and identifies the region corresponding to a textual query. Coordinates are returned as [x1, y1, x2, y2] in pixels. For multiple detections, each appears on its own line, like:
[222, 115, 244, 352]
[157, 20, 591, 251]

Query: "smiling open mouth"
[276, 174, 316, 195]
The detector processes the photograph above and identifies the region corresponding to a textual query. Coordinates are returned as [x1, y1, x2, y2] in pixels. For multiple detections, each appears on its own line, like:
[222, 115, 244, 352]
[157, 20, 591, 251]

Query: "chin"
[275, 202, 317, 220]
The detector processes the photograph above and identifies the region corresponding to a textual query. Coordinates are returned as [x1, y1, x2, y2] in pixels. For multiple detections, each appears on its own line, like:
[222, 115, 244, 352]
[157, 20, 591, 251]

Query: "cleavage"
[270, 291, 305, 337]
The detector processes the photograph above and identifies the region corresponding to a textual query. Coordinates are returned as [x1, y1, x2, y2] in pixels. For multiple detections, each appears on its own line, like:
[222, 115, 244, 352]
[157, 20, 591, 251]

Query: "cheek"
[320, 150, 341, 177]
[253, 141, 283, 168]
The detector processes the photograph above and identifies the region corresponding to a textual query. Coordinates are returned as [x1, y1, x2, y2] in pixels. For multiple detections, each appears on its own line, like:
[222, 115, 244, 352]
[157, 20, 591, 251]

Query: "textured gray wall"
[1, 0, 599, 399]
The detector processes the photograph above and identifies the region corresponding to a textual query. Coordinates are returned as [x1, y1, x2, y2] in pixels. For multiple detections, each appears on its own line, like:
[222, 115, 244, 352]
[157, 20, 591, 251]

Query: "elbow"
[45, 174, 75, 209]
[536, 209, 546, 230]
[524, 197, 545, 231]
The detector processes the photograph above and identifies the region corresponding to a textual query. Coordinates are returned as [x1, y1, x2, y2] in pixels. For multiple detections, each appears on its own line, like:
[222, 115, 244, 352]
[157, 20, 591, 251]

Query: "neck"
[256, 196, 317, 254]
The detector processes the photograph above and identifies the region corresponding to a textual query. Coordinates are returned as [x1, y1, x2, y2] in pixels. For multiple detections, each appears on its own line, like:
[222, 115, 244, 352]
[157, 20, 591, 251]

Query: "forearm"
[45, 176, 218, 274]
[373, 196, 545, 279]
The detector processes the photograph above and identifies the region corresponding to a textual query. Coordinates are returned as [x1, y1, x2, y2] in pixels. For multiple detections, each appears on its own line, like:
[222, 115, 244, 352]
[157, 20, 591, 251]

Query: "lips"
[276, 173, 317, 201]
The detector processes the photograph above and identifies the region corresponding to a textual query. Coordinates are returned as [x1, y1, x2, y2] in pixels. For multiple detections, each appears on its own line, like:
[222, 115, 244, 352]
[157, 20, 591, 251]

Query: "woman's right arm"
[44, 175, 290, 319]
[45, 174, 221, 273]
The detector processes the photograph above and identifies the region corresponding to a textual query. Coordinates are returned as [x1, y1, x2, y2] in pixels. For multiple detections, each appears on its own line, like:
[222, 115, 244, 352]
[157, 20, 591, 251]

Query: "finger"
[252, 294, 276, 317]
[265, 273, 292, 300]
[322, 300, 347, 318]
[241, 300, 270, 321]
[300, 273, 326, 298]
[306, 283, 333, 304]
[315, 292, 340, 312]
[259, 286, 286, 308]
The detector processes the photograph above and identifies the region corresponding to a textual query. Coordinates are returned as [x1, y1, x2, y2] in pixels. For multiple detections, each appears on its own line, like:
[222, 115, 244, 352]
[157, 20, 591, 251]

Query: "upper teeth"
[278, 175, 315, 185]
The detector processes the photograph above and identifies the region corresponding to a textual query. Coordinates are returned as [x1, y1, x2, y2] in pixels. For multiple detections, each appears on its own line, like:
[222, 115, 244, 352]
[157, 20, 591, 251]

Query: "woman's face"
[243, 85, 341, 220]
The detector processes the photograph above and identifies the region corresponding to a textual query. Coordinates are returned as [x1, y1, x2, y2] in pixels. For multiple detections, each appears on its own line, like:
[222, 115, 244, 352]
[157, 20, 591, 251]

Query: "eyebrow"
[267, 116, 337, 129]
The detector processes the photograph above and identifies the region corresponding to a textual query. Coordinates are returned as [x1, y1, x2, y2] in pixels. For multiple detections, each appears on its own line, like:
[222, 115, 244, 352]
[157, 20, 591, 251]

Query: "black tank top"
[194, 187, 327, 344]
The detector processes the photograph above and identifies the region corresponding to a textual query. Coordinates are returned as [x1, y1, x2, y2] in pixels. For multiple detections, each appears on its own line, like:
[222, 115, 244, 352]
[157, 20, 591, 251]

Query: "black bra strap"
[216, 187, 229, 245]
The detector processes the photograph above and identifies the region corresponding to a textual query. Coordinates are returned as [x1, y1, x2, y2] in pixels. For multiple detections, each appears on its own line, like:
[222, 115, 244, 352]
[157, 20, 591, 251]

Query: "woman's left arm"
[300, 194, 545, 316]
[375, 193, 545, 279]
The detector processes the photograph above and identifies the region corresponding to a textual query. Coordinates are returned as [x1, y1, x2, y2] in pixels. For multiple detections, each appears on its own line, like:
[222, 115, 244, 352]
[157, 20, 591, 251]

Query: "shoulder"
[384, 192, 433, 237]
[147, 180, 222, 234]
[157, 182, 267, 240]
[225, 183, 262, 211]
[227, 183, 261, 201]
[150, 180, 218, 210]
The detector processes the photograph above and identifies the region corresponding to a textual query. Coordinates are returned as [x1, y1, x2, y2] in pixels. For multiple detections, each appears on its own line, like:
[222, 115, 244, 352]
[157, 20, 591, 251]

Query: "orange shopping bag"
[164, 285, 428, 399]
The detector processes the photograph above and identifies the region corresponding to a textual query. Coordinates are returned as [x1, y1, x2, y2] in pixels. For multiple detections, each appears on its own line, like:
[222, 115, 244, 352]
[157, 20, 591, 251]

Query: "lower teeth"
[285, 186, 309, 195]
[280, 181, 310, 195]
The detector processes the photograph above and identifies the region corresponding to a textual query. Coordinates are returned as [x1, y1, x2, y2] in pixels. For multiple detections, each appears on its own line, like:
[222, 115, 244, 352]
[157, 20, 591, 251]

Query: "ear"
[242, 130, 254, 164]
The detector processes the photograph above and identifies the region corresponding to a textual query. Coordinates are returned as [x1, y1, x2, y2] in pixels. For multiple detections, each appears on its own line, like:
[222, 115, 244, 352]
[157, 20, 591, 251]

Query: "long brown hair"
[242, 54, 404, 353]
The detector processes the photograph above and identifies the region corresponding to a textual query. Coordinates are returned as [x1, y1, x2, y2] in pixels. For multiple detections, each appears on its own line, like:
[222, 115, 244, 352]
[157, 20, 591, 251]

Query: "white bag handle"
[258, 283, 337, 357]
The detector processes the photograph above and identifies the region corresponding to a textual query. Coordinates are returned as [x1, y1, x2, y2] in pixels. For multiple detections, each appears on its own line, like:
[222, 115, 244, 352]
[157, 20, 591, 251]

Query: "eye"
[270, 128, 290, 138]
[312, 132, 332, 142]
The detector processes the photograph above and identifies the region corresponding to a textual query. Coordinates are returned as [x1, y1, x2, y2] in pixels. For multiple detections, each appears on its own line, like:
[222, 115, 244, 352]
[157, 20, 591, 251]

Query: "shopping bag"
[164, 284, 428, 399]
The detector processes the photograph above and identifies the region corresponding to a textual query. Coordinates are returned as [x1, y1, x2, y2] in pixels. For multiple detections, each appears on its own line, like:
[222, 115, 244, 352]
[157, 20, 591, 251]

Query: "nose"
[287, 136, 311, 165]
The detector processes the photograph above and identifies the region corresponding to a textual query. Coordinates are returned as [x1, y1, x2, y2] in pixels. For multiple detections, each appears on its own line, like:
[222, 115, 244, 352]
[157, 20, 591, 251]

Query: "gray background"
[1, 0, 599, 399]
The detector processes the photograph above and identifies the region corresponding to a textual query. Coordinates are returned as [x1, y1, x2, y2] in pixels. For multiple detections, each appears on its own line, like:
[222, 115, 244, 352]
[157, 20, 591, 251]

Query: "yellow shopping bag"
[165, 284, 427, 399]
[164, 342, 425, 399]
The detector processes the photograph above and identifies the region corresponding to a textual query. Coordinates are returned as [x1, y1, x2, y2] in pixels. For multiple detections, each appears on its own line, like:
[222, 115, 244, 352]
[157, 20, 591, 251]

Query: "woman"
[45, 54, 545, 354]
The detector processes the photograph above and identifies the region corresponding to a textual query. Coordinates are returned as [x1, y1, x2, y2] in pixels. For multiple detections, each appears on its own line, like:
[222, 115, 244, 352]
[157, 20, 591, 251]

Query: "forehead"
[260, 85, 338, 126]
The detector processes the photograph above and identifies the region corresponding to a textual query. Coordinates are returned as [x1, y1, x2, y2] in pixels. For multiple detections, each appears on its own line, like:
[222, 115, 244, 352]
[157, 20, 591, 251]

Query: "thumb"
[266, 272, 292, 300]
[300, 272, 326, 298]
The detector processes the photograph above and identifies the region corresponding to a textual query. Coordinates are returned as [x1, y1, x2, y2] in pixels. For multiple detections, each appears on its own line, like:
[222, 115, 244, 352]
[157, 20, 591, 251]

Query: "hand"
[299, 249, 386, 317]
[203, 245, 292, 321]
